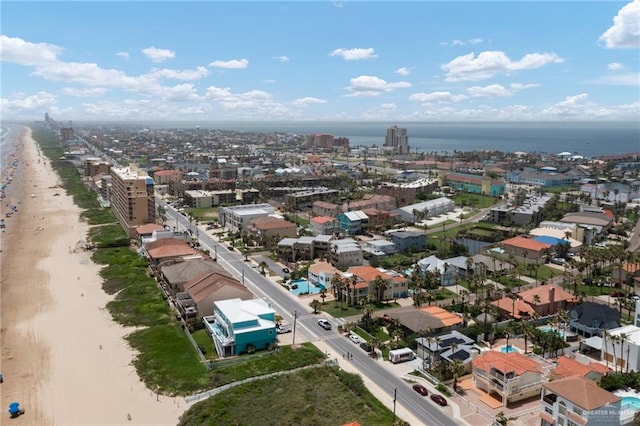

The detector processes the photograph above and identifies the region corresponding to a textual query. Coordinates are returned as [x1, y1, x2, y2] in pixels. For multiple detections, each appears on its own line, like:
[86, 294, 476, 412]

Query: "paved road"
[159, 200, 460, 426]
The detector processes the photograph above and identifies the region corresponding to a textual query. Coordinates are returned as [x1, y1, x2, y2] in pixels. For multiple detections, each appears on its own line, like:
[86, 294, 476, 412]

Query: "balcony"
[543, 393, 557, 405]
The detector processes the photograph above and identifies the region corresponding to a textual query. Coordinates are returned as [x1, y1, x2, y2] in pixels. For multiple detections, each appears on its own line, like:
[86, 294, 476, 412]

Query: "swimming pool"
[622, 396, 640, 410]
[289, 279, 325, 296]
[499, 345, 520, 353]
[537, 325, 576, 341]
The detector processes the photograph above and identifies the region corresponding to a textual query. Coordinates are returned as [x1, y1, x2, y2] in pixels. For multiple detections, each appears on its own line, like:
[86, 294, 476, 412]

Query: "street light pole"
[292, 310, 298, 346]
[392, 387, 397, 424]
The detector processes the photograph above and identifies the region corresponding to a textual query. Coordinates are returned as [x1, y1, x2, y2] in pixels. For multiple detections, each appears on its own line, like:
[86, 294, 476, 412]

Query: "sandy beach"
[1, 126, 188, 425]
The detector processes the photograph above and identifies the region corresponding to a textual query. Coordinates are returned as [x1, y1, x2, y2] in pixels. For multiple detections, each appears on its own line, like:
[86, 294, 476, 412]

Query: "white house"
[602, 324, 640, 373]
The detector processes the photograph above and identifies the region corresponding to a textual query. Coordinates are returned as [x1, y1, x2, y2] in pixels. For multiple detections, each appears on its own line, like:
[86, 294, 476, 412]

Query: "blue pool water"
[289, 279, 325, 296]
[538, 325, 569, 339]
[500, 345, 518, 353]
[622, 396, 640, 410]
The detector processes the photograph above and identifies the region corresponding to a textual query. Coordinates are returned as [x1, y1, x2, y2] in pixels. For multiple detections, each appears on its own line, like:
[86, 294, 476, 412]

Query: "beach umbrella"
[8, 402, 21, 415]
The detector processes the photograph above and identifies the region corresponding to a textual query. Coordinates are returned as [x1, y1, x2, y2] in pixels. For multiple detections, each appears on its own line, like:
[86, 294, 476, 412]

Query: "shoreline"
[0, 126, 187, 425]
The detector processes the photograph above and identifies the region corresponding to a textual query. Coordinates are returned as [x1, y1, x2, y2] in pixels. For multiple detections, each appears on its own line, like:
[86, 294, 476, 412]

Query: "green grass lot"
[452, 193, 499, 209]
[184, 207, 218, 221]
[191, 329, 217, 360]
[208, 343, 325, 388]
[178, 366, 400, 426]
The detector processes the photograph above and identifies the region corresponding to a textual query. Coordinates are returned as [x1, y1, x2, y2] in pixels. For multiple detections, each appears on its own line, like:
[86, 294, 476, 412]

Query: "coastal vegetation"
[178, 366, 403, 426]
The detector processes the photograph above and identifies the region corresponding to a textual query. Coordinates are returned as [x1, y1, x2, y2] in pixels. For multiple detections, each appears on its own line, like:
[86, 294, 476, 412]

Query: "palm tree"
[620, 333, 628, 374]
[372, 275, 389, 304]
[319, 287, 327, 305]
[450, 359, 464, 393]
[310, 299, 321, 314]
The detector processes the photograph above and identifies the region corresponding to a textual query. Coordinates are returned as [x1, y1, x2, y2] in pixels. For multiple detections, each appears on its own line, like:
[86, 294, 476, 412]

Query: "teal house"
[203, 298, 276, 357]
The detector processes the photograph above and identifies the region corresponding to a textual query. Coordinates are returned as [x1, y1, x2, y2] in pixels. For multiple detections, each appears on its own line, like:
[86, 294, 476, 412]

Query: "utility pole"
[292, 310, 298, 346]
[242, 269, 245, 285]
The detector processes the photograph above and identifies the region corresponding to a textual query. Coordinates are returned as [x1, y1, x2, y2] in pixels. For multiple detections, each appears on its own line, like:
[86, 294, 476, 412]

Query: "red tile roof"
[518, 284, 576, 305]
[551, 356, 611, 379]
[473, 351, 543, 376]
[500, 236, 553, 252]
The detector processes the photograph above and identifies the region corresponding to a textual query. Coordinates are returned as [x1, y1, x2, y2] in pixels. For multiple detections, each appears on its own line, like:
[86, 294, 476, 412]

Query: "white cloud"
[208, 59, 249, 69]
[274, 56, 290, 62]
[345, 75, 411, 97]
[442, 50, 563, 81]
[161, 84, 200, 102]
[329, 48, 377, 60]
[1, 91, 57, 116]
[0, 35, 62, 66]
[60, 87, 108, 97]
[409, 91, 467, 103]
[441, 38, 484, 46]
[592, 72, 640, 86]
[292, 97, 327, 106]
[148, 67, 209, 81]
[598, 0, 640, 49]
[467, 83, 540, 98]
[204, 85, 291, 118]
[467, 84, 513, 98]
[116, 51, 129, 60]
[395, 67, 413, 76]
[141, 46, 175, 63]
[607, 62, 625, 71]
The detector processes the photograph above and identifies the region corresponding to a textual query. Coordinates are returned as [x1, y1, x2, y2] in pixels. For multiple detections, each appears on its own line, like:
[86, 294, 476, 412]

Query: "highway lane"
[160, 200, 460, 426]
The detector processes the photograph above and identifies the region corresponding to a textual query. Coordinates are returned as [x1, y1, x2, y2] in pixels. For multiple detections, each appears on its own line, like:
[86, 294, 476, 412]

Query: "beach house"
[203, 298, 276, 357]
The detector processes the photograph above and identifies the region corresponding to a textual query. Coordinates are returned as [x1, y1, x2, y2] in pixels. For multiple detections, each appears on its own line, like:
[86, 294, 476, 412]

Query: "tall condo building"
[110, 167, 156, 237]
[384, 126, 410, 155]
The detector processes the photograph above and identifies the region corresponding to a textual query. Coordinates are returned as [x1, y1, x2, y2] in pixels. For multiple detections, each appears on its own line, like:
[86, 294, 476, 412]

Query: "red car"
[610, 291, 625, 297]
[412, 384, 428, 396]
[430, 394, 447, 406]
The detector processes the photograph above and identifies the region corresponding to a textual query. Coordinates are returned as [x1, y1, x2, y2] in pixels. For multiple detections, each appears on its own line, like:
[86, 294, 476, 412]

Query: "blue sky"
[1, 1, 639, 122]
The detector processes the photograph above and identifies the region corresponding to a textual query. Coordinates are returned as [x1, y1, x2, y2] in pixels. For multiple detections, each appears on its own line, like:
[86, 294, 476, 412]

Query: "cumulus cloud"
[409, 91, 467, 103]
[60, 87, 108, 97]
[345, 75, 411, 97]
[142, 46, 175, 63]
[598, 0, 640, 49]
[208, 59, 249, 69]
[608, 62, 625, 71]
[0, 35, 62, 66]
[330, 48, 377, 60]
[467, 83, 541, 98]
[148, 67, 209, 81]
[442, 50, 564, 81]
[204, 85, 290, 118]
[292, 97, 327, 106]
[1, 91, 57, 116]
[116, 51, 130, 60]
[395, 67, 413, 76]
[273, 56, 290, 62]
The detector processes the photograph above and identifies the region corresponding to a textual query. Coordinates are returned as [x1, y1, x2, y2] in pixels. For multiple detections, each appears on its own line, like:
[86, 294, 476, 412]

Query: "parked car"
[551, 257, 566, 265]
[610, 291, 625, 297]
[430, 394, 447, 406]
[349, 334, 362, 344]
[318, 319, 332, 330]
[412, 384, 428, 396]
[360, 342, 373, 352]
[282, 267, 290, 274]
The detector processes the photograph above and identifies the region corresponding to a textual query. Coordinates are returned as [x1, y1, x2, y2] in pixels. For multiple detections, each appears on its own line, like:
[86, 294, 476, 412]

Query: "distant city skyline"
[1, 1, 639, 122]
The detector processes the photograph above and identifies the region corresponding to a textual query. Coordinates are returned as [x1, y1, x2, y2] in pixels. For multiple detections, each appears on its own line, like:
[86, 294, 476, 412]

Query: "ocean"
[141, 121, 640, 158]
